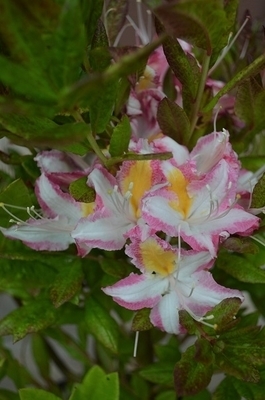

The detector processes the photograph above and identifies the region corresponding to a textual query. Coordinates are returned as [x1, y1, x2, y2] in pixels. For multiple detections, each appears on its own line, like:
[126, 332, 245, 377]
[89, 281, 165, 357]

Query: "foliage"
[0, 0, 265, 399]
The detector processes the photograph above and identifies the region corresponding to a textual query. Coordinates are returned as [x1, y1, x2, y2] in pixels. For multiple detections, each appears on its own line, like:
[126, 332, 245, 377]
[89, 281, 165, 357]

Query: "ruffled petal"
[35, 174, 85, 220]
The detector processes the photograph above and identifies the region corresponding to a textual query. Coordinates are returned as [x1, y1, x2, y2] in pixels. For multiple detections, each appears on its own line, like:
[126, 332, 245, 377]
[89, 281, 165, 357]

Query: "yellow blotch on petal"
[136, 66, 156, 92]
[168, 169, 192, 219]
[140, 238, 176, 276]
[121, 161, 152, 218]
[82, 202, 95, 217]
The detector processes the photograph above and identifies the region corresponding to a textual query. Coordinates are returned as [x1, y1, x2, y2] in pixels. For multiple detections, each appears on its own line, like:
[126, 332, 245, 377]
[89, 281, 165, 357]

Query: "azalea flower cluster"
[0, 129, 260, 334]
[0, 9, 261, 334]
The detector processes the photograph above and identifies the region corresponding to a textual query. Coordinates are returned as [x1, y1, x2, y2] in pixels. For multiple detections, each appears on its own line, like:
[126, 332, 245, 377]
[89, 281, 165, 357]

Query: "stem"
[188, 53, 211, 143]
[72, 111, 108, 166]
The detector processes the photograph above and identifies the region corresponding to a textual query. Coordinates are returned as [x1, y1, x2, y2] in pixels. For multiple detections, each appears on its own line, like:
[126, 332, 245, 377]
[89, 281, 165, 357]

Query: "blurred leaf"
[131, 374, 150, 400]
[31, 334, 50, 379]
[84, 296, 119, 354]
[100, 258, 133, 279]
[45, 327, 91, 366]
[183, 390, 211, 400]
[154, 0, 227, 58]
[203, 54, 265, 112]
[69, 365, 119, 400]
[174, 341, 214, 396]
[48, 0, 86, 88]
[91, 19, 109, 50]
[251, 173, 265, 209]
[229, 373, 265, 400]
[0, 389, 20, 400]
[50, 259, 84, 308]
[235, 78, 263, 126]
[0, 56, 57, 104]
[69, 176, 96, 203]
[204, 298, 241, 333]
[0, 347, 35, 389]
[179, 310, 198, 335]
[19, 389, 61, 400]
[63, 35, 165, 108]
[139, 362, 175, 385]
[156, 18, 199, 101]
[0, 179, 32, 227]
[109, 115, 131, 157]
[81, 0, 104, 44]
[222, 237, 259, 254]
[224, 0, 239, 33]
[217, 252, 265, 283]
[0, 299, 58, 341]
[213, 377, 241, 400]
[0, 113, 56, 137]
[132, 308, 153, 331]
[155, 391, 176, 400]
[157, 98, 191, 144]
[1, 112, 92, 147]
[154, 336, 181, 363]
[105, 0, 128, 45]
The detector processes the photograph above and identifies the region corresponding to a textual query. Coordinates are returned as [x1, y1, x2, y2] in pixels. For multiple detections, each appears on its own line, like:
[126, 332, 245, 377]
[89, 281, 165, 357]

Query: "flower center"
[139, 238, 176, 276]
[120, 161, 153, 219]
[167, 169, 193, 219]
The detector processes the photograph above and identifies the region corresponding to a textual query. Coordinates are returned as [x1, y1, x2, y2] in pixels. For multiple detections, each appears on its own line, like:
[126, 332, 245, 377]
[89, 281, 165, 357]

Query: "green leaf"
[69, 176, 96, 203]
[48, 0, 86, 88]
[91, 19, 109, 50]
[45, 327, 91, 366]
[251, 173, 265, 208]
[0, 113, 56, 137]
[69, 366, 119, 400]
[183, 389, 211, 400]
[157, 98, 191, 144]
[132, 308, 153, 331]
[109, 115, 131, 157]
[222, 237, 259, 254]
[154, 0, 227, 57]
[0, 299, 58, 341]
[131, 374, 150, 400]
[100, 258, 134, 279]
[81, 0, 104, 44]
[230, 374, 265, 400]
[139, 362, 175, 385]
[203, 54, 265, 113]
[63, 35, 165, 108]
[235, 78, 263, 126]
[31, 334, 50, 379]
[155, 391, 176, 400]
[19, 388, 61, 400]
[0, 56, 57, 104]
[156, 18, 199, 100]
[88, 79, 118, 133]
[217, 252, 265, 283]
[213, 377, 241, 400]
[174, 342, 214, 396]
[204, 297, 242, 333]
[105, 0, 128, 45]
[84, 296, 119, 354]
[179, 310, 198, 335]
[0, 113, 91, 147]
[50, 259, 84, 308]
[0, 179, 32, 227]
[0, 347, 37, 388]
[154, 336, 181, 363]
[0, 389, 20, 400]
